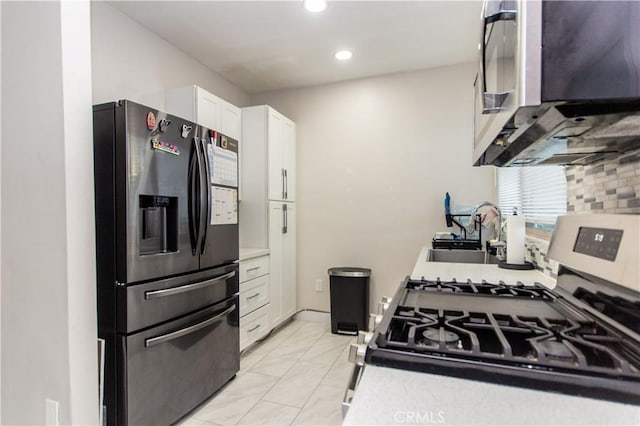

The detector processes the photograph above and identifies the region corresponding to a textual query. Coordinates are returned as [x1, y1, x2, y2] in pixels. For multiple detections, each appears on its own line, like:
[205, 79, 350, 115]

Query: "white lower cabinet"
[268, 202, 296, 329]
[239, 274, 269, 317]
[239, 252, 270, 351]
[239, 304, 269, 351]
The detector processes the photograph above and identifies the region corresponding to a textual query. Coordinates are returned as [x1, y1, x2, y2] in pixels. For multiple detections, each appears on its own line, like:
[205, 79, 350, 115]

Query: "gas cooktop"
[364, 214, 640, 405]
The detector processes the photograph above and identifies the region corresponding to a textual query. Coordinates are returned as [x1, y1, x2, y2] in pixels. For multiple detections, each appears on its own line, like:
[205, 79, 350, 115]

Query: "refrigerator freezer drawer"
[120, 296, 239, 426]
[119, 264, 239, 333]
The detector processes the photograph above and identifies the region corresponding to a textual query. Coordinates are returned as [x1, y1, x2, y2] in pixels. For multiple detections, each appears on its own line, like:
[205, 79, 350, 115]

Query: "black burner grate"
[379, 305, 640, 378]
[408, 278, 555, 299]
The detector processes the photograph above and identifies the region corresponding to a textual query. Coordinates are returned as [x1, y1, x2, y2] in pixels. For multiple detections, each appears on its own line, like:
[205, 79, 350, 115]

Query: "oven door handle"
[480, 5, 516, 114]
[144, 271, 236, 299]
[145, 304, 236, 348]
[341, 363, 364, 419]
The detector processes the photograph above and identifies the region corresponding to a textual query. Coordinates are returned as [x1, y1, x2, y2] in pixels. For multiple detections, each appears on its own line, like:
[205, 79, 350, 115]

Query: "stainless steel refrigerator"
[93, 100, 240, 426]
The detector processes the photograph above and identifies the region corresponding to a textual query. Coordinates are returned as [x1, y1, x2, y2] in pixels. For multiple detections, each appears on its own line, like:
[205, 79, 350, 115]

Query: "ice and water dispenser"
[139, 195, 178, 255]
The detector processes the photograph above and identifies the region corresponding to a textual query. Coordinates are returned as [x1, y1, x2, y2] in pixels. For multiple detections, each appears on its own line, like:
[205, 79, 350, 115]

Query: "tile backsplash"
[524, 236, 560, 278]
[565, 148, 640, 214]
[524, 147, 640, 277]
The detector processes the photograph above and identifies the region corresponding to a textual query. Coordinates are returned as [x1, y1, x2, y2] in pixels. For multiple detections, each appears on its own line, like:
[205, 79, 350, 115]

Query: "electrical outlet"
[315, 279, 323, 292]
[45, 399, 59, 426]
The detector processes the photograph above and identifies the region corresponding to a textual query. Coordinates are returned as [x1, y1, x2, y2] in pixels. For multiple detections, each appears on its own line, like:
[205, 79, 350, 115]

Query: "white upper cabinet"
[166, 85, 241, 140]
[220, 101, 241, 141]
[264, 107, 296, 202]
[166, 85, 243, 199]
[242, 105, 296, 205]
[267, 109, 285, 201]
[194, 87, 222, 131]
[281, 117, 296, 202]
[166, 85, 220, 130]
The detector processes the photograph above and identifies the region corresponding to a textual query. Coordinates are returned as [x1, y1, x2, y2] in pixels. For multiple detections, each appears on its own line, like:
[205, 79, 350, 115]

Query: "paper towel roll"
[506, 215, 526, 265]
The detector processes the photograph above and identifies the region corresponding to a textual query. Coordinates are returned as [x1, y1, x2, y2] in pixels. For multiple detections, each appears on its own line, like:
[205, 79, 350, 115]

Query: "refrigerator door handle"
[144, 271, 236, 299]
[188, 137, 202, 255]
[199, 137, 211, 255]
[281, 168, 286, 199]
[144, 304, 236, 347]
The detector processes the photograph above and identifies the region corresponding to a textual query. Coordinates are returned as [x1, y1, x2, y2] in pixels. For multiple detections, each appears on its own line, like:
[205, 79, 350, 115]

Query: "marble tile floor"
[178, 318, 354, 426]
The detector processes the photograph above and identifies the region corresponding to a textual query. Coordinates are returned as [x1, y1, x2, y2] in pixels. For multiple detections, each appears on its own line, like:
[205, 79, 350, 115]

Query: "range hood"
[479, 102, 640, 167]
[473, 1, 640, 167]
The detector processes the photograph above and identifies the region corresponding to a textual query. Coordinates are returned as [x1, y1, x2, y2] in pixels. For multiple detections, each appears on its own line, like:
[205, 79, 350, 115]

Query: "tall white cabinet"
[241, 106, 296, 330]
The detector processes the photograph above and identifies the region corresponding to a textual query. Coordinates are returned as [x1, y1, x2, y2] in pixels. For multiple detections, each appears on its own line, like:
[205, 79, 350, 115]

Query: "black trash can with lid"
[328, 267, 371, 335]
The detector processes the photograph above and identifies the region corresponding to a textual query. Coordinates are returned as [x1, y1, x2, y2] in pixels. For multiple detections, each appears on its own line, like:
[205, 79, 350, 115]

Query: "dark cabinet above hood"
[473, 0, 640, 167]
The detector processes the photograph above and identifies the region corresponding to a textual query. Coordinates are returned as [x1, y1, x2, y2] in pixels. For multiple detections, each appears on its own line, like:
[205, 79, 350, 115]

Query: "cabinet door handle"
[284, 169, 288, 199]
[246, 293, 261, 300]
[282, 204, 288, 234]
[248, 324, 261, 333]
[246, 266, 261, 279]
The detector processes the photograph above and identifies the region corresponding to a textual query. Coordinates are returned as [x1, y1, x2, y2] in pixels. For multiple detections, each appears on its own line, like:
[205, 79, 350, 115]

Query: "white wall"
[0, 2, 3, 420]
[91, 2, 250, 109]
[1, 2, 98, 424]
[250, 64, 495, 312]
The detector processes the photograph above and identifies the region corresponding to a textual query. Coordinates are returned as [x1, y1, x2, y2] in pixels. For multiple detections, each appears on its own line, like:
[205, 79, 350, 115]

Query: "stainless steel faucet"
[467, 201, 505, 260]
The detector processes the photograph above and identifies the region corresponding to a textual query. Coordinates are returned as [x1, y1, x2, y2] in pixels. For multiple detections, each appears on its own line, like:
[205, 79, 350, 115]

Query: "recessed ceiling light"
[303, 0, 327, 13]
[335, 50, 353, 61]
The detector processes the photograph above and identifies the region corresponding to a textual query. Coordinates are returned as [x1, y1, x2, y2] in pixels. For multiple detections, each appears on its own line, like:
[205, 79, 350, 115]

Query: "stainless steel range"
[347, 214, 639, 410]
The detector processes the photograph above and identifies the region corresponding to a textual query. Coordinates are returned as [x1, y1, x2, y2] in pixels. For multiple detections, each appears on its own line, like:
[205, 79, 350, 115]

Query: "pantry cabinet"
[241, 105, 296, 331]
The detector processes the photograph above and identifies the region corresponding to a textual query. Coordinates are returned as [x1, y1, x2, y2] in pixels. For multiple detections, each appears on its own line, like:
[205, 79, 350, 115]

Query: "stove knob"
[357, 330, 373, 344]
[377, 296, 392, 315]
[369, 313, 383, 331]
[348, 343, 367, 366]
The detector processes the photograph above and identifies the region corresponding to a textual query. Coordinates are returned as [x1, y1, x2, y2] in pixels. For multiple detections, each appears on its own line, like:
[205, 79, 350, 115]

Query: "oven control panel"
[549, 214, 639, 293]
[573, 227, 623, 261]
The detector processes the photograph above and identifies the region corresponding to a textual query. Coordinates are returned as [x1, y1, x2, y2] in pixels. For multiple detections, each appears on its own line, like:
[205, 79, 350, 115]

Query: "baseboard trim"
[294, 309, 330, 323]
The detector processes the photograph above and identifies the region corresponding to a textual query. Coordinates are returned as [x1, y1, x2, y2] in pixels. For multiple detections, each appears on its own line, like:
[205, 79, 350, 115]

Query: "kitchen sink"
[427, 249, 499, 264]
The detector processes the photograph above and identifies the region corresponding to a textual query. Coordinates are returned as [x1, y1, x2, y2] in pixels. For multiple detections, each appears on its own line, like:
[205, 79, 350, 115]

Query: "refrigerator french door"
[93, 100, 240, 426]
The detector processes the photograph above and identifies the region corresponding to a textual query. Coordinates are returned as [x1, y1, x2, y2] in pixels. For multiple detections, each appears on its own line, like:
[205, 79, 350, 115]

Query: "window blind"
[497, 166, 567, 219]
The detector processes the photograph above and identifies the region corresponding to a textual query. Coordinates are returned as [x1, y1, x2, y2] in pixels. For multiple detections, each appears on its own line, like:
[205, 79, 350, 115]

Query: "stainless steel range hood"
[473, 0, 640, 167]
[479, 102, 640, 167]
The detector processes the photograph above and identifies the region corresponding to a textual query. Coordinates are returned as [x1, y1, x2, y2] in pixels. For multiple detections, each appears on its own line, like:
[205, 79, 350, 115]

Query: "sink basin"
[428, 249, 499, 264]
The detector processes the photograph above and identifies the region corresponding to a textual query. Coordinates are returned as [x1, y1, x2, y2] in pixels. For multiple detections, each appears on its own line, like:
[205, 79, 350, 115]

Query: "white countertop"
[343, 246, 639, 425]
[239, 247, 270, 261]
[344, 366, 640, 425]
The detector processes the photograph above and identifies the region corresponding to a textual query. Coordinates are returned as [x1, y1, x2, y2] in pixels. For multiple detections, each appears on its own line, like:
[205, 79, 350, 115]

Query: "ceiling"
[108, 1, 482, 94]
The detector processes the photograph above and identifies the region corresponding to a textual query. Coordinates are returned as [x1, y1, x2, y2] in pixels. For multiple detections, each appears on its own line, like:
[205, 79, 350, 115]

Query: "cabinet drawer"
[240, 304, 269, 351]
[239, 255, 269, 282]
[239, 275, 269, 317]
